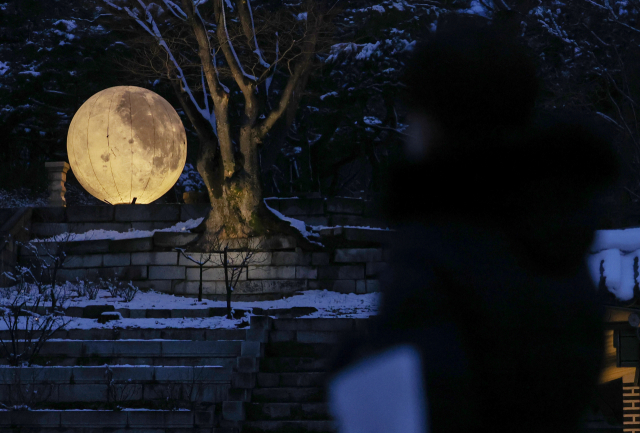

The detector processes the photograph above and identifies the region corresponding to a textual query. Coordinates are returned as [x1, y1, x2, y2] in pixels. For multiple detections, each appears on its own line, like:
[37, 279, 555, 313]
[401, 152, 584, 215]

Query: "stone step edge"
[62, 306, 319, 320]
[0, 410, 216, 427]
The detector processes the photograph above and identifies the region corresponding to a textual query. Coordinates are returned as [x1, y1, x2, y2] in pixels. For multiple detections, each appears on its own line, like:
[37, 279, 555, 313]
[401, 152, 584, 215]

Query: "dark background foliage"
[1, 0, 638, 226]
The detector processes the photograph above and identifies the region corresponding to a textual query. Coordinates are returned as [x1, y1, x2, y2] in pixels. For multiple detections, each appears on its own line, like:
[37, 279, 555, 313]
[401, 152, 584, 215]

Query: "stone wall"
[19, 237, 387, 300]
[13, 201, 391, 298]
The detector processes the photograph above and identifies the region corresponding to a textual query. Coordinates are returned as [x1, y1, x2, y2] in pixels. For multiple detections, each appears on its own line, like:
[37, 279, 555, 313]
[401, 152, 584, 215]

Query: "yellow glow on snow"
[67, 86, 187, 205]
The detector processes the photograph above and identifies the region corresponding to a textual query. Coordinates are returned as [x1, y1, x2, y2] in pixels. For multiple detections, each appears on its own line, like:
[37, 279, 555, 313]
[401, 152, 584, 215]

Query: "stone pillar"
[45, 161, 70, 207]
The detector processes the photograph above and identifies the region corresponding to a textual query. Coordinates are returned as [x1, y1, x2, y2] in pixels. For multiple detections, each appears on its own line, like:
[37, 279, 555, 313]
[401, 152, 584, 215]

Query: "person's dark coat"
[326, 19, 620, 433]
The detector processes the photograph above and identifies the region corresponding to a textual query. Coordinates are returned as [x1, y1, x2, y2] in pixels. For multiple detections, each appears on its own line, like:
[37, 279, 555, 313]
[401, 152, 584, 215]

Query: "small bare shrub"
[120, 282, 139, 303]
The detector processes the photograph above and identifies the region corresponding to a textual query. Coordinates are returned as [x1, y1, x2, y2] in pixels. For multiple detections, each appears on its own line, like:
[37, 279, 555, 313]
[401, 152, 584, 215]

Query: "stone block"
[10, 411, 60, 427]
[146, 309, 172, 319]
[237, 357, 260, 373]
[272, 251, 308, 266]
[114, 204, 180, 222]
[65, 306, 84, 318]
[82, 304, 115, 319]
[356, 279, 366, 294]
[333, 215, 388, 229]
[296, 266, 317, 279]
[173, 281, 223, 296]
[30, 222, 69, 237]
[178, 252, 218, 266]
[310, 318, 355, 331]
[103, 253, 130, 267]
[133, 279, 172, 293]
[57, 384, 108, 401]
[344, 227, 394, 244]
[232, 372, 256, 389]
[272, 318, 312, 331]
[187, 267, 246, 281]
[365, 261, 388, 277]
[308, 280, 355, 293]
[367, 279, 381, 292]
[148, 266, 185, 280]
[170, 308, 209, 318]
[326, 197, 364, 215]
[247, 266, 295, 280]
[260, 235, 297, 250]
[234, 280, 264, 294]
[278, 198, 324, 216]
[32, 206, 65, 223]
[61, 411, 127, 427]
[99, 266, 148, 280]
[109, 237, 153, 252]
[317, 265, 365, 280]
[56, 268, 100, 281]
[249, 315, 273, 330]
[132, 251, 179, 266]
[261, 279, 306, 294]
[223, 401, 246, 421]
[194, 410, 215, 427]
[129, 309, 146, 319]
[67, 240, 111, 255]
[334, 248, 383, 263]
[64, 254, 103, 268]
[297, 331, 341, 344]
[241, 341, 264, 357]
[180, 204, 211, 221]
[269, 330, 296, 342]
[311, 252, 330, 266]
[152, 232, 198, 248]
[66, 206, 114, 222]
[128, 411, 194, 428]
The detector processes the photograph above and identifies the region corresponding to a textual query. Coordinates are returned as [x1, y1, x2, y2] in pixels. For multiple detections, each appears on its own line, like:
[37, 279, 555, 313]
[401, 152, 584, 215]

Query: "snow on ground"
[0, 287, 380, 331]
[586, 229, 640, 301]
[32, 218, 204, 242]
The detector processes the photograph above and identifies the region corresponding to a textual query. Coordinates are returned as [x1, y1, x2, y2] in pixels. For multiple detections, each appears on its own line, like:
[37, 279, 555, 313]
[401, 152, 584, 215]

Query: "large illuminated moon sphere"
[67, 86, 187, 205]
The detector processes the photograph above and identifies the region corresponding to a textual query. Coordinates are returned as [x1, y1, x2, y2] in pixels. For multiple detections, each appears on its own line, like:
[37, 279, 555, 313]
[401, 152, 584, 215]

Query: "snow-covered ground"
[0, 286, 380, 331]
[32, 218, 204, 242]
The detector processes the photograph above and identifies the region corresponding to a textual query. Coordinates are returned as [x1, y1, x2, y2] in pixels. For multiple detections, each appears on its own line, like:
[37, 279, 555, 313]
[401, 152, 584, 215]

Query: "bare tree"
[102, 0, 335, 240]
[177, 234, 265, 317]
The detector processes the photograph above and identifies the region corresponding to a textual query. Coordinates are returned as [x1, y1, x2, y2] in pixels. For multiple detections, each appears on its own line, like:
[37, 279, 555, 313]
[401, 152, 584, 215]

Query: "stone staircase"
[0, 326, 251, 432]
[0, 312, 371, 432]
[226, 318, 368, 433]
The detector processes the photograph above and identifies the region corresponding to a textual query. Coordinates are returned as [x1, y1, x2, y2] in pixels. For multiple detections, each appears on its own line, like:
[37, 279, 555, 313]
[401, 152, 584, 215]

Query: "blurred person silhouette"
[326, 17, 620, 433]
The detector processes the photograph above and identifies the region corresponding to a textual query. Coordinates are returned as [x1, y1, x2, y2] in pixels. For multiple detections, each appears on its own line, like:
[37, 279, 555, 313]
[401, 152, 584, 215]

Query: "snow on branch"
[247, 0, 270, 68]
[118, 1, 217, 134]
[161, 0, 187, 20]
[263, 199, 323, 247]
[221, 0, 257, 81]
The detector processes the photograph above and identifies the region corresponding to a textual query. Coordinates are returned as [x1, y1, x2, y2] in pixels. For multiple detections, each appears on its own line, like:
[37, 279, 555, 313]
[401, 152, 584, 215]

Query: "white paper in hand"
[328, 344, 429, 433]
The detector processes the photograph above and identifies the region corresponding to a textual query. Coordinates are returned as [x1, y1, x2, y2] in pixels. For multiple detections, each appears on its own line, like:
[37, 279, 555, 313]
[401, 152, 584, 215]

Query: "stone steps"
[0, 327, 246, 341]
[260, 357, 330, 373]
[0, 364, 230, 403]
[0, 409, 227, 431]
[241, 420, 336, 433]
[15, 339, 243, 367]
[251, 387, 325, 403]
[257, 372, 326, 388]
[246, 402, 329, 421]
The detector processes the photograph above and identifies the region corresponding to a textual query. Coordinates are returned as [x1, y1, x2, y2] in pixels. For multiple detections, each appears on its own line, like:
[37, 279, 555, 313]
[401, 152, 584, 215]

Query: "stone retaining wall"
[28, 196, 385, 239]
[11, 201, 391, 298]
[19, 239, 387, 300]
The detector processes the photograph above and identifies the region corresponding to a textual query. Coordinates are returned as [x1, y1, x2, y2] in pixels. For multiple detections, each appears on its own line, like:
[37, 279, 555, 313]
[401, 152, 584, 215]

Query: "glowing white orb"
[67, 86, 187, 205]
